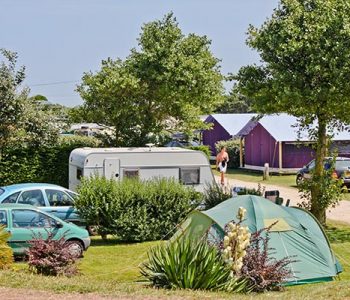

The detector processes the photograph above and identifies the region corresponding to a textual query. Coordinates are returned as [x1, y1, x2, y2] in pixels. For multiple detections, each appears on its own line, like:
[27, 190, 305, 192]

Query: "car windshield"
[336, 160, 350, 169]
[0, 188, 4, 196]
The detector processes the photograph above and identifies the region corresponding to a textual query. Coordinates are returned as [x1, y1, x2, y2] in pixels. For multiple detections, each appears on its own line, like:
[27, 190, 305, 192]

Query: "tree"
[235, 0, 350, 224]
[77, 13, 223, 146]
[215, 87, 254, 113]
[0, 49, 58, 149]
[0, 49, 27, 149]
[29, 94, 48, 102]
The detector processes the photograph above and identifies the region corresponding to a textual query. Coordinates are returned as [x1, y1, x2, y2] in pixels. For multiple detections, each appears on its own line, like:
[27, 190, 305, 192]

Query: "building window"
[180, 168, 200, 185]
[123, 169, 139, 179]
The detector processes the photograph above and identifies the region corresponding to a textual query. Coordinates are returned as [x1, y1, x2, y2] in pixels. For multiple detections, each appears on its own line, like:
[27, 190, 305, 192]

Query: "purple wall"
[202, 117, 231, 154]
[245, 124, 315, 169]
[282, 143, 315, 168]
[245, 123, 280, 168]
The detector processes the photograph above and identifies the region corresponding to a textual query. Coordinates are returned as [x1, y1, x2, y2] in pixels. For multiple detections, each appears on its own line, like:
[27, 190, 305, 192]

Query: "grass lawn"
[0, 221, 350, 299]
[213, 167, 350, 201]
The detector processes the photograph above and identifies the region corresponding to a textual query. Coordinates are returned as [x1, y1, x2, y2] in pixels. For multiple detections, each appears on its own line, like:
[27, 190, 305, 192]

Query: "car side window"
[2, 192, 20, 203]
[0, 210, 7, 226]
[17, 190, 45, 206]
[45, 189, 74, 207]
[12, 209, 56, 228]
[307, 160, 315, 170]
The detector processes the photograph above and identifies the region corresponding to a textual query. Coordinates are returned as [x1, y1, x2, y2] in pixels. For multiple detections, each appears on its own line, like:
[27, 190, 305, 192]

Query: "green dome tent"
[173, 195, 342, 285]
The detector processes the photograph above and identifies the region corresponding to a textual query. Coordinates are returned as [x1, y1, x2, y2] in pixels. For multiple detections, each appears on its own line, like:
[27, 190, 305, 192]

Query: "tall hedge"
[0, 135, 100, 187]
[75, 176, 203, 242]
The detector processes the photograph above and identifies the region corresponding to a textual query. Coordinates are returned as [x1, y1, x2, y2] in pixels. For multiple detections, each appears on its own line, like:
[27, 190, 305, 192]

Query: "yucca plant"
[140, 238, 248, 292]
[0, 225, 13, 269]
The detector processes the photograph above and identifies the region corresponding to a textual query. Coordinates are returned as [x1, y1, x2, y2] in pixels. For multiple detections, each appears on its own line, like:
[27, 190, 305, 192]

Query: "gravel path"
[222, 177, 350, 224]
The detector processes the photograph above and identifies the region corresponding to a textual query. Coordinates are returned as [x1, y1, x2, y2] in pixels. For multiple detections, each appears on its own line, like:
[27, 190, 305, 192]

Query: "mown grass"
[213, 167, 350, 201]
[0, 221, 349, 299]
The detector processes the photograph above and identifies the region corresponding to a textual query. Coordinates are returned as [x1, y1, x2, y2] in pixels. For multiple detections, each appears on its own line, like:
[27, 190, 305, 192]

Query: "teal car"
[0, 204, 90, 257]
[0, 183, 83, 227]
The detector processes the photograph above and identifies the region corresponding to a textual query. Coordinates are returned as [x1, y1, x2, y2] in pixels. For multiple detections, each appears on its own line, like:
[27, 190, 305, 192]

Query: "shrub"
[203, 183, 232, 209]
[0, 135, 100, 187]
[187, 145, 211, 160]
[234, 184, 265, 196]
[215, 139, 241, 168]
[75, 176, 203, 241]
[140, 237, 248, 292]
[0, 225, 13, 269]
[27, 232, 78, 276]
[241, 226, 294, 292]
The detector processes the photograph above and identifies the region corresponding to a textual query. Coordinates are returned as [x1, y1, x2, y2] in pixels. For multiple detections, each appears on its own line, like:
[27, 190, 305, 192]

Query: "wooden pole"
[239, 138, 244, 168]
[279, 141, 283, 172]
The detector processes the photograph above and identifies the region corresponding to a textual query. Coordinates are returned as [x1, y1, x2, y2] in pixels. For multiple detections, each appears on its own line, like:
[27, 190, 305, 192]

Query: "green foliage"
[298, 160, 343, 223]
[0, 135, 100, 187]
[215, 88, 254, 113]
[140, 237, 248, 292]
[0, 49, 59, 149]
[235, 184, 265, 197]
[235, 0, 350, 222]
[77, 13, 223, 146]
[75, 176, 202, 241]
[215, 140, 241, 168]
[0, 49, 28, 149]
[0, 225, 13, 269]
[187, 145, 211, 160]
[203, 183, 232, 209]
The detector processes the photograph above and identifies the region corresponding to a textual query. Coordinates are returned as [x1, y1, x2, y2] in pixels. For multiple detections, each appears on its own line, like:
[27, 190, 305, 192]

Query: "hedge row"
[75, 176, 203, 242]
[0, 136, 100, 187]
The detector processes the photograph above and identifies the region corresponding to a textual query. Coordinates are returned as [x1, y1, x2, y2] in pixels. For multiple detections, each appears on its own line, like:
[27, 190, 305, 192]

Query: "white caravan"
[69, 147, 214, 192]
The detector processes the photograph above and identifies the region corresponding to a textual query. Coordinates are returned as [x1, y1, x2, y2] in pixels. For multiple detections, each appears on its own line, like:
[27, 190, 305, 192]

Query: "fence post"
[263, 163, 270, 180]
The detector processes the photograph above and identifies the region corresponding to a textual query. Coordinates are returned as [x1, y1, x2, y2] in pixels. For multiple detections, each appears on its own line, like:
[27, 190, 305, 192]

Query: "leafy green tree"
[77, 13, 223, 146]
[235, 0, 350, 224]
[0, 49, 58, 149]
[216, 87, 254, 113]
[0, 49, 27, 149]
[29, 94, 48, 102]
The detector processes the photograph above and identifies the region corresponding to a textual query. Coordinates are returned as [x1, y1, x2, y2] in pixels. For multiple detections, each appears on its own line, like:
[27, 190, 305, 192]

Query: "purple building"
[202, 114, 257, 154]
[236, 114, 350, 173]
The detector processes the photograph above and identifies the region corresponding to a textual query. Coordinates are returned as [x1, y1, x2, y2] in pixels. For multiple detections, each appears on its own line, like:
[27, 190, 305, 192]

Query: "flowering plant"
[222, 207, 251, 275]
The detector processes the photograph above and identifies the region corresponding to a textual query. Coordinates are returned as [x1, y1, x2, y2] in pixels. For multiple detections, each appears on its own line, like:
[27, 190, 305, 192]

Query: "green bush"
[186, 145, 211, 160]
[0, 225, 13, 269]
[215, 139, 241, 168]
[203, 183, 232, 209]
[75, 176, 202, 241]
[140, 237, 248, 292]
[0, 135, 101, 187]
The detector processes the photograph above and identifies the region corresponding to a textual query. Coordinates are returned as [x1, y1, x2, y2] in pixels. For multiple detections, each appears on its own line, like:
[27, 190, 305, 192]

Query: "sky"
[0, 0, 279, 107]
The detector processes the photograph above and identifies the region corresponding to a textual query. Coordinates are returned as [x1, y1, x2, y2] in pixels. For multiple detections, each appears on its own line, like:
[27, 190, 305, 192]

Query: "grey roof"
[236, 113, 350, 142]
[206, 113, 257, 136]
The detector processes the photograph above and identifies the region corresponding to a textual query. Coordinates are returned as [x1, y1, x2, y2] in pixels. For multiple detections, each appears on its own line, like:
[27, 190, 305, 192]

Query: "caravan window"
[123, 169, 139, 179]
[180, 168, 200, 185]
[76, 168, 83, 180]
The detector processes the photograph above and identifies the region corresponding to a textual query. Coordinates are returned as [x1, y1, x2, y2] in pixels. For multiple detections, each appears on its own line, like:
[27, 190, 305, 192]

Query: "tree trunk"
[310, 116, 328, 225]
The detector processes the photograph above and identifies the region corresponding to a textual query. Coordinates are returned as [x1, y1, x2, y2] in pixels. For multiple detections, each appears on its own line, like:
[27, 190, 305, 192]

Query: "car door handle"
[50, 210, 57, 212]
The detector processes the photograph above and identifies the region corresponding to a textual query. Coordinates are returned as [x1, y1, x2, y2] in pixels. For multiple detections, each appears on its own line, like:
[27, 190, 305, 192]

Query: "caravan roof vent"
[145, 143, 155, 151]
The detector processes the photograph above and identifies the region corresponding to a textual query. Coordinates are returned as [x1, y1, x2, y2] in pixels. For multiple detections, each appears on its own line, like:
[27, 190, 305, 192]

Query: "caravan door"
[104, 158, 120, 180]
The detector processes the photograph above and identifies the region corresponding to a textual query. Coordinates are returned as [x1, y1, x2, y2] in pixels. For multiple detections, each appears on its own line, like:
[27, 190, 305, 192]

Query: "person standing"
[216, 147, 229, 185]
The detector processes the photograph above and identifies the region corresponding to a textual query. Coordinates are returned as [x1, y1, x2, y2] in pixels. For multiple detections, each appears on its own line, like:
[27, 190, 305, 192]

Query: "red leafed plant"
[240, 226, 295, 292]
[27, 231, 78, 276]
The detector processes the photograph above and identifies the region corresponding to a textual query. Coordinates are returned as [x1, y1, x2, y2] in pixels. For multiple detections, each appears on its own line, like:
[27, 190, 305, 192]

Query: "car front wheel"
[296, 175, 304, 186]
[65, 240, 84, 258]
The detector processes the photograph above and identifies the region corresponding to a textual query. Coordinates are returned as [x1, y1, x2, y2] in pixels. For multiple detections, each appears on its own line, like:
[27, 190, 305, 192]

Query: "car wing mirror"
[56, 221, 63, 229]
